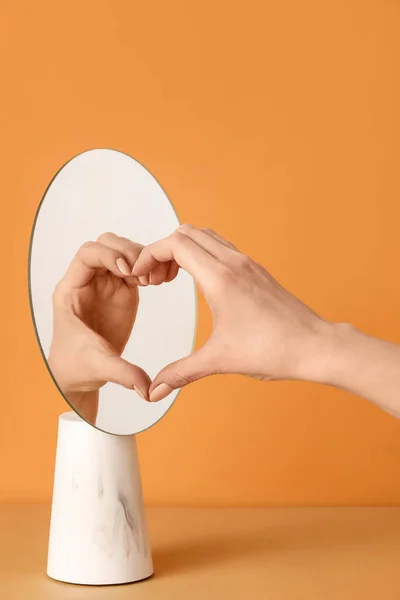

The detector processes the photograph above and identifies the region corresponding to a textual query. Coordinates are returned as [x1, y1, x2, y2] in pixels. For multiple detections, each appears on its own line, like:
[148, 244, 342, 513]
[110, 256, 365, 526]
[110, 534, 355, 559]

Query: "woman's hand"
[48, 232, 174, 422]
[134, 225, 400, 420]
[133, 225, 333, 402]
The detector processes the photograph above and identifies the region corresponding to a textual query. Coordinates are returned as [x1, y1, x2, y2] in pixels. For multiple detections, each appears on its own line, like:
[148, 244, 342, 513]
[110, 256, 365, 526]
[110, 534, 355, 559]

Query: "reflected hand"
[48, 232, 174, 421]
[133, 225, 330, 402]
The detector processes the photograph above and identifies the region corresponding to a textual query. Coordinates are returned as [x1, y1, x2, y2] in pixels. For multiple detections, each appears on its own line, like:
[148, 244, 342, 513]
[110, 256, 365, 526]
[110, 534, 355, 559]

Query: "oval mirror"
[29, 149, 197, 435]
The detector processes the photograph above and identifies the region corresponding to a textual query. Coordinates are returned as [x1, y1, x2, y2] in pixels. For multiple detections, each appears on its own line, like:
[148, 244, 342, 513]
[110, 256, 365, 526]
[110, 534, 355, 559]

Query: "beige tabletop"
[1, 504, 400, 599]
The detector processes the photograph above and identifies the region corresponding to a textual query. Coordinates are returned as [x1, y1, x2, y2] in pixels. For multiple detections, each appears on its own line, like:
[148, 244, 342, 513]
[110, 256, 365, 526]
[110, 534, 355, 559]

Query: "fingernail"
[150, 383, 173, 402]
[139, 275, 149, 286]
[133, 385, 149, 402]
[149, 272, 152, 285]
[116, 258, 131, 276]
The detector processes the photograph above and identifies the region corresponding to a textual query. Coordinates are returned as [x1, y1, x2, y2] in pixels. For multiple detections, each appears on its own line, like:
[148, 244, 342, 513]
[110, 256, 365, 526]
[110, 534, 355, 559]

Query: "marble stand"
[47, 412, 153, 585]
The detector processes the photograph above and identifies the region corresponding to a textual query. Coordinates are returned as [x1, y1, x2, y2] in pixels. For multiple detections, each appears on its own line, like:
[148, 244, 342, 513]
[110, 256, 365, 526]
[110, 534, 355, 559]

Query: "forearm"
[306, 322, 400, 418]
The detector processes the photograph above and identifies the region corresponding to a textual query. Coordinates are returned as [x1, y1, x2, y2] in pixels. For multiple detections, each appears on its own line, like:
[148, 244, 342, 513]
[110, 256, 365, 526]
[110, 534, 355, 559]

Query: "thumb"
[99, 353, 152, 401]
[149, 345, 216, 402]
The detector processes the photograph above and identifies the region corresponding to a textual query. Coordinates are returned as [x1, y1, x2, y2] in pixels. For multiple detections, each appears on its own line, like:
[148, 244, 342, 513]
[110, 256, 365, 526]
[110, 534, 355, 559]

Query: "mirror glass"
[29, 149, 196, 435]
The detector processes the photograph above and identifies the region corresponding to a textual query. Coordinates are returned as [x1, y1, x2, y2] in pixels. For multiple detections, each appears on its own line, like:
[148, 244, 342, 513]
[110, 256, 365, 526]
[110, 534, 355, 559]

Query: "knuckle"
[170, 371, 192, 387]
[121, 237, 143, 252]
[214, 264, 235, 290]
[80, 240, 96, 251]
[235, 253, 253, 271]
[96, 231, 116, 244]
[176, 223, 195, 235]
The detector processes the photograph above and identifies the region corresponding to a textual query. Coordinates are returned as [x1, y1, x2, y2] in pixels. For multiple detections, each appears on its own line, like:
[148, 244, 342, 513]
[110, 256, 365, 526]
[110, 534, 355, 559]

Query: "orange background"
[0, 0, 399, 506]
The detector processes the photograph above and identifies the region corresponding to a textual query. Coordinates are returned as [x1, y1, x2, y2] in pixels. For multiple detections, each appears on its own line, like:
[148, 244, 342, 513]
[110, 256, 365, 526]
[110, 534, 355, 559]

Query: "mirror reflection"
[29, 149, 196, 435]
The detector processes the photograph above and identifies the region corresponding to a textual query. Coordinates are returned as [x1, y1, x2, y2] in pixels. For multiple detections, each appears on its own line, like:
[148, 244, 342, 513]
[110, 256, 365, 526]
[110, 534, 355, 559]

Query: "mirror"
[29, 149, 197, 435]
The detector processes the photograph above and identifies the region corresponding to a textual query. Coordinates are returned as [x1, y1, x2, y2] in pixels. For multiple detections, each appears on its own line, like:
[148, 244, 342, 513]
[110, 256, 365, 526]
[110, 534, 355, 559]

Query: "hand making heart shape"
[49, 225, 331, 422]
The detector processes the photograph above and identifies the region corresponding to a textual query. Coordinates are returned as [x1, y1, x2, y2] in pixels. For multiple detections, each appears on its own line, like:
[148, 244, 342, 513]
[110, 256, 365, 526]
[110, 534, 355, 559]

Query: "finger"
[165, 259, 180, 283]
[160, 227, 237, 283]
[177, 224, 237, 260]
[200, 228, 237, 250]
[62, 241, 136, 289]
[100, 354, 152, 400]
[96, 232, 143, 268]
[149, 262, 170, 285]
[132, 232, 222, 292]
[149, 345, 217, 402]
[96, 232, 144, 287]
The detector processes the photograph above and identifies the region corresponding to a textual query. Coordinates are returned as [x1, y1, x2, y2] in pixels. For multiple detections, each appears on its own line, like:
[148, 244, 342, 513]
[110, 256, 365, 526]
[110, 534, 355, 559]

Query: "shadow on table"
[152, 532, 273, 576]
[152, 508, 400, 577]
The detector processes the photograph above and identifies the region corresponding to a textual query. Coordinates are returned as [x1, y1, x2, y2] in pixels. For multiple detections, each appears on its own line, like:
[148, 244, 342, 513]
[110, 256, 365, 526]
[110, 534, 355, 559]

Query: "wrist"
[64, 390, 99, 423]
[48, 351, 99, 422]
[297, 320, 358, 386]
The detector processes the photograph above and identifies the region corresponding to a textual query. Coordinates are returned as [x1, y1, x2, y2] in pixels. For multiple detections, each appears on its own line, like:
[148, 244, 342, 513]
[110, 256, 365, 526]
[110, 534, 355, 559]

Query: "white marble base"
[47, 412, 153, 585]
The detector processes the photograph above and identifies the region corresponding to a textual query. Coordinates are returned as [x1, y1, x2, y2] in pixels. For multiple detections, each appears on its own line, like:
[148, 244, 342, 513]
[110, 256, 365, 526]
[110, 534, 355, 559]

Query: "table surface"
[1, 504, 400, 599]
